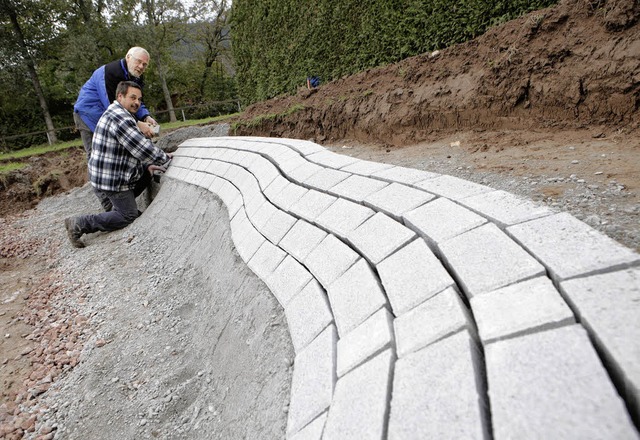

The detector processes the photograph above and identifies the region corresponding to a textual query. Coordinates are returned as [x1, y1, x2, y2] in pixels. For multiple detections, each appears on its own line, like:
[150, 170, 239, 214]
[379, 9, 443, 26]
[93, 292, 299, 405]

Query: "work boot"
[64, 217, 85, 248]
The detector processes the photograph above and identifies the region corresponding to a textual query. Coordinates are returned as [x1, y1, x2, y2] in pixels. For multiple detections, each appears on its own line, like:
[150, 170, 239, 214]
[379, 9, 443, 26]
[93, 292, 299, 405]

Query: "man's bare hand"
[148, 164, 166, 174]
[137, 121, 154, 138]
[145, 116, 158, 126]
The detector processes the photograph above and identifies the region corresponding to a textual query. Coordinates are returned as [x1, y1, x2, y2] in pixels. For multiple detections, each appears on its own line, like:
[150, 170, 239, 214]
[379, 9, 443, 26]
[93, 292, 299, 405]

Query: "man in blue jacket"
[73, 47, 159, 210]
[65, 81, 170, 249]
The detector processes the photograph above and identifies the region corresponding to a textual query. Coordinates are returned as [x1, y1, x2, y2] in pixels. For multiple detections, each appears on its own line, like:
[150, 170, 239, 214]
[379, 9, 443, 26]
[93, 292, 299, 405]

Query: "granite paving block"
[415, 174, 493, 200]
[388, 331, 487, 439]
[263, 175, 290, 204]
[403, 197, 487, 246]
[207, 176, 226, 197]
[172, 156, 194, 168]
[303, 235, 359, 287]
[266, 255, 314, 306]
[340, 159, 394, 176]
[315, 198, 375, 238]
[471, 276, 575, 344]
[560, 268, 640, 423]
[279, 138, 325, 156]
[329, 174, 389, 203]
[364, 182, 435, 221]
[289, 189, 337, 223]
[327, 259, 388, 336]
[247, 240, 287, 280]
[337, 308, 394, 377]
[461, 189, 554, 227]
[279, 220, 327, 262]
[247, 159, 280, 189]
[394, 287, 473, 358]
[285, 280, 334, 353]
[303, 167, 351, 191]
[306, 150, 360, 169]
[287, 325, 337, 437]
[346, 212, 416, 265]
[288, 161, 324, 184]
[250, 199, 278, 231]
[377, 238, 455, 316]
[439, 223, 546, 298]
[323, 349, 394, 440]
[278, 154, 308, 174]
[205, 159, 231, 177]
[216, 180, 243, 219]
[507, 212, 640, 282]
[371, 165, 440, 185]
[275, 182, 309, 212]
[232, 218, 266, 264]
[260, 208, 298, 244]
[486, 324, 638, 439]
[289, 412, 327, 440]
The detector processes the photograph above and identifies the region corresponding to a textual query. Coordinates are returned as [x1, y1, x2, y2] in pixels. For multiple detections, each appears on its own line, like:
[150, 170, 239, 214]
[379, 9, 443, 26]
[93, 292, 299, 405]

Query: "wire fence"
[0, 100, 241, 151]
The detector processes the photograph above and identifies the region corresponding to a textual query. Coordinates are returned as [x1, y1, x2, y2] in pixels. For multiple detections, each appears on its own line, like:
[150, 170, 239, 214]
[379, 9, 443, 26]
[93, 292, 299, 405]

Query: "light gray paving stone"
[327, 259, 388, 336]
[363, 182, 435, 221]
[303, 235, 359, 287]
[172, 156, 194, 168]
[276, 182, 309, 212]
[394, 287, 473, 358]
[507, 212, 640, 282]
[232, 219, 266, 264]
[305, 150, 360, 169]
[370, 165, 440, 185]
[328, 174, 389, 203]
[247, 158, 280, 189]
[279, 220, 327, 262]
[378, 238, 455, 316]
[266, 255, 314, 306]
[471, 276, 575, 344]
[439, 223, 546, 298]
[303, 167, 351, 191]
[346, 212, 416, 265]
[250, 200, 279, 231]
[486, 324, 638, 439]
[278, 138, 325, 156]
[247, 240, 287, 280]
[323, 349, 395, 440]
[340, 159, 394, 176]
[278, 154, 308, 174]
[197, 173, 216, 191]
[461, 189, 554, 227]
[414, 174, 493, 200]
[285, 280, 334, 353]
[260, 208, 298, 244]
[560, 268, 640, 424]
[205, 159, 231, 177]
[164, 166, 181, 180]
[403, 197, 487, 246]
[289, 412, 327, 440]
[289, 190, 337, 223]
[337, 308, 394, 377]
[287, 161, 324, 184]
[208, 175, 226, 195]
[216, 179, 243, 219]
[287, 325, 337, 437]
[388, 330, 487, 439]
[264, 175, 290, 204]
[192, 158, 209, 172]
[315, 198, 375, 238]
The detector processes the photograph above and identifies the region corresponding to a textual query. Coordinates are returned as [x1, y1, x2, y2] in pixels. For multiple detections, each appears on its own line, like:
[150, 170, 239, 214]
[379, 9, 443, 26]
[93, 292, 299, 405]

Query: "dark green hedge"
[231, 0, 557, 104]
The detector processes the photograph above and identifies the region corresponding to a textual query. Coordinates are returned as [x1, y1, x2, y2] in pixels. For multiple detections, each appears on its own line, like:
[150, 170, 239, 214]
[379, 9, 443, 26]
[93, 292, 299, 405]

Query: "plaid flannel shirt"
[89, 100, 167, 192]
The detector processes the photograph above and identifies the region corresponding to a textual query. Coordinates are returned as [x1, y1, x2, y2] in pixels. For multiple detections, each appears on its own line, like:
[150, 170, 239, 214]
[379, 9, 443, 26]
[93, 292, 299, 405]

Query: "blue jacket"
[74, 59, 151, 132]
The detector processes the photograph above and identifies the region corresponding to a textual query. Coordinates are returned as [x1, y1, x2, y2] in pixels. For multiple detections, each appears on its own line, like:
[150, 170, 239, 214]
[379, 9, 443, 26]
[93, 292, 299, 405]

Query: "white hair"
[126, 47, 150, 60]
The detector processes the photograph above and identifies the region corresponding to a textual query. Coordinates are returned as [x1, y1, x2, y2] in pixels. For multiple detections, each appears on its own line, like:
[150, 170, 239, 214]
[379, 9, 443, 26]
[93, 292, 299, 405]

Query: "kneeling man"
[65, 81, 170, 248]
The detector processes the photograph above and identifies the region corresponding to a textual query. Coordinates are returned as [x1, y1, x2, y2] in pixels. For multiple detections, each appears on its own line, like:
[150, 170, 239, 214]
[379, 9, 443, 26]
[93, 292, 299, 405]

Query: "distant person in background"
[65, 81, 170, 249]
[73, 47, 159, 211]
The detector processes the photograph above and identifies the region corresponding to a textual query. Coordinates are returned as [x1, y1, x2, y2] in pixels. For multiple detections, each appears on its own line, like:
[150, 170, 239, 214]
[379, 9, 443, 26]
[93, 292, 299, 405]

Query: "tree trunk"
[155, 56, 177, 122]
[6, 4, 58, 143]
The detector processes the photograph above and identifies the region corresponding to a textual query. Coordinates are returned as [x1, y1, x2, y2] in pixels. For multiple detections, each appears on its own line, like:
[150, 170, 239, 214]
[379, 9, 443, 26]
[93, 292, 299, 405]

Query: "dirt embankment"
[234, 0, 640, 145]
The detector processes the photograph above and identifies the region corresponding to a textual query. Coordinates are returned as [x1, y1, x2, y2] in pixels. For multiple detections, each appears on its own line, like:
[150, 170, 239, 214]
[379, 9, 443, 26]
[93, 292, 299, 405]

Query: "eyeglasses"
[130, 56, 149, 69]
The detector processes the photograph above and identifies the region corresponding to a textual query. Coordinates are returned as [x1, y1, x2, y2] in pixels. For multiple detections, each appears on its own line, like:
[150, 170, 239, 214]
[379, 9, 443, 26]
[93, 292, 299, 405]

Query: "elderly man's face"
[117, 87, 143, 114]
[127, 52, 149, 78]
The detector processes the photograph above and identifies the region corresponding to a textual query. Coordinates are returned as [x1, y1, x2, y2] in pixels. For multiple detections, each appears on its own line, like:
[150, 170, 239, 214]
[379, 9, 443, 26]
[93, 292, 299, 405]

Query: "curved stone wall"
[164, 136, 640, 439]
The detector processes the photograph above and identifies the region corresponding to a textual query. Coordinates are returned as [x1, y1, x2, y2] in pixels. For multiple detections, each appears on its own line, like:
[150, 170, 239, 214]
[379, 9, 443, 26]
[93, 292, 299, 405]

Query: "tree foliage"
[231, 0, 558, 104]
[0, 0, 235, 150]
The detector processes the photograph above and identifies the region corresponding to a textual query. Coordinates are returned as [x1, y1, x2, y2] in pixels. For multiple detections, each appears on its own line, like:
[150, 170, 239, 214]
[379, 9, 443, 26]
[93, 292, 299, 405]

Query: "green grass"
[0, 114, 238, 162]
[0, 162, 28, 174]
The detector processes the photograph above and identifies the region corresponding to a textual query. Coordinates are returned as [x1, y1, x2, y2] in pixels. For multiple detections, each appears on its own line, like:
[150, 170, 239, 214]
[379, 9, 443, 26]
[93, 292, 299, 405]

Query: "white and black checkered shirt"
[89, 101, 167, 192]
